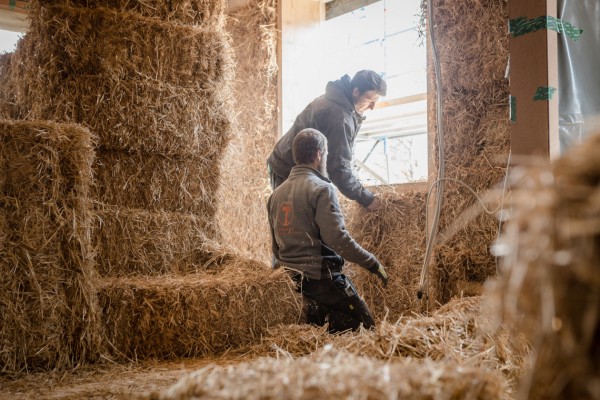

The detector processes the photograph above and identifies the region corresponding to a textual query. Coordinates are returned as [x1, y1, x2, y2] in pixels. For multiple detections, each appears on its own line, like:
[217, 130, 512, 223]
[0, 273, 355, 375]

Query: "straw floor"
[147, 346, 507, 400]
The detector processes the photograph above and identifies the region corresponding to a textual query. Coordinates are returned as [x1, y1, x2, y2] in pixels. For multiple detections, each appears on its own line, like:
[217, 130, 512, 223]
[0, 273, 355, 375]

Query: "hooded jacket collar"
[289, 165, 331, 183]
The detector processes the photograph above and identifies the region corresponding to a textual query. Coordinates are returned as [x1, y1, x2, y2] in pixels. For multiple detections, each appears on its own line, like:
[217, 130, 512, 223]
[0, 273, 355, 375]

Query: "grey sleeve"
[314, 185, 378, 270]
[267, 196, 280, 268]
[323, 114, 375, 208]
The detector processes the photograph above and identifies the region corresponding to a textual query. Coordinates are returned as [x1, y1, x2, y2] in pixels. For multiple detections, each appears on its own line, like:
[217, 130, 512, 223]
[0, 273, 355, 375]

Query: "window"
[0, 29, 21, 53]
[321, 0, 427, 185]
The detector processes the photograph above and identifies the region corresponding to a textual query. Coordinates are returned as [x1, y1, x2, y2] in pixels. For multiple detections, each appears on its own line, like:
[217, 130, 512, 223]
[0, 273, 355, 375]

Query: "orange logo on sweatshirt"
[277, 201, 294, 227]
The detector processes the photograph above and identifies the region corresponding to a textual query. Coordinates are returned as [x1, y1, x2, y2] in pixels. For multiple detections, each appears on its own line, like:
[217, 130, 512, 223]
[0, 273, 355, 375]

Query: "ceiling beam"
[325, 0, 380, 20]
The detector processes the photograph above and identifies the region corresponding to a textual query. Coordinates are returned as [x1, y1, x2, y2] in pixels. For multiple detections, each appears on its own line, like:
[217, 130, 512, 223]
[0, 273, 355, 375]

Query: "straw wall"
[216, 0, 278, 260]
[427, 0, 510, 302]
[346, 188, 433, 320]
[0, 120, 101, 373]
[485, 132, 600, 399]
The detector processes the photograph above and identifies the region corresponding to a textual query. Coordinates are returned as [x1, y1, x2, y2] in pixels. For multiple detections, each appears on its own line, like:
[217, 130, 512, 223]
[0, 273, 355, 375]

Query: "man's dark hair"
[293, 128, 327, 165]
[351, 70, 387, 96]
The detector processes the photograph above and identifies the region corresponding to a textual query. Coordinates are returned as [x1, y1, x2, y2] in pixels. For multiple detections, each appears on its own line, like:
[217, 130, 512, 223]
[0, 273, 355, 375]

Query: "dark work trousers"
[294, 273, 375, 333]
[268, 164, 285, 190]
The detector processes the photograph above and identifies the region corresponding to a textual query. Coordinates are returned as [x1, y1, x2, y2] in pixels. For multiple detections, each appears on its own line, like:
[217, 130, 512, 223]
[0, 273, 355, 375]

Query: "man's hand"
[366, 196, 382, 211]
[370, 263, 389, 288]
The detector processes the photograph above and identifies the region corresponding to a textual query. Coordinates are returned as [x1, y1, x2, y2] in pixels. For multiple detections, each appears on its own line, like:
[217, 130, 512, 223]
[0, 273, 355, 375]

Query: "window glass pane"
[316, 0, 428, 185]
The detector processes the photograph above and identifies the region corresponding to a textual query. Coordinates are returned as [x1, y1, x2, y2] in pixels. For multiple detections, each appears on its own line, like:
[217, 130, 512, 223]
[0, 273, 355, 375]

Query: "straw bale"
[216, 0, 278, 261]
[93, 205, 238, 276]
[15, 71, 231, 157]
[484, 132, 600, 399]
[345, 187, 432, 319]
[98, 265, 301, 360]
[93, 149, 221, 214]
[0, 52, 16, 119]
[149, 344, 507, 400]
[248, 296, 529, 390]
[33, 0, 226, 27]
[430, 0, 509, 92]
[0, 120, 101, 373]
[28, 4, 229, 88]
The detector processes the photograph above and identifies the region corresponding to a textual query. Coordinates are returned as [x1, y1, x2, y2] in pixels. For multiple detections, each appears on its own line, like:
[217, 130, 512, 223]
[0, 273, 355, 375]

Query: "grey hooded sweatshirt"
[267, 165, 379, 280]
[267, 75, 375, 208]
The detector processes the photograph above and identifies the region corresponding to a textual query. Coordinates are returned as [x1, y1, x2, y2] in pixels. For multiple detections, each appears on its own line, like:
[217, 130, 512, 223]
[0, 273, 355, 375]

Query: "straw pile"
[99, 265, 301, 360]
[0, 120, 101, 373]
[484, 132, 600, 399]
[426, 0, 511, 302]
[345, 187, 432, 319]
[248, 296, 529, 389]
[216, 0, 278, 261]
[147, 343, 507, 400]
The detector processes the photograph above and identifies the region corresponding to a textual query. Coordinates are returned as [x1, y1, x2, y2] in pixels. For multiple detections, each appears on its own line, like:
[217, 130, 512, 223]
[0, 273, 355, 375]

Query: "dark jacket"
[267, 75, 375, 208]
[267, 165, 379, 280]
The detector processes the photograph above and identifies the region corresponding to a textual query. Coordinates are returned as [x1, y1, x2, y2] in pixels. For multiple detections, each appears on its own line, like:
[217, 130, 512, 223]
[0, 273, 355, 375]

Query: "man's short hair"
[293, 128, 327, 165]
[351, 70, 387, 96]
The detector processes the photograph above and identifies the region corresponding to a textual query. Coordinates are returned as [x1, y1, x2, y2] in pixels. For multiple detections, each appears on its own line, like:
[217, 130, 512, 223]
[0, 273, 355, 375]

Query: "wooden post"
[509, 0, 559, 158]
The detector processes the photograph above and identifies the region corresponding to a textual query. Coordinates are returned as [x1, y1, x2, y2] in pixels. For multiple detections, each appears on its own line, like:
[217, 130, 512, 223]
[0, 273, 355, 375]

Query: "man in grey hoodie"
[267, 70, 387, 211]
[267, 128, 388, 332]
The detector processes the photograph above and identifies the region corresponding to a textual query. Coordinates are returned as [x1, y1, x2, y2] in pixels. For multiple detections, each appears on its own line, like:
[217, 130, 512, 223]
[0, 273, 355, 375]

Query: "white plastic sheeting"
[558, 0, 600, 152]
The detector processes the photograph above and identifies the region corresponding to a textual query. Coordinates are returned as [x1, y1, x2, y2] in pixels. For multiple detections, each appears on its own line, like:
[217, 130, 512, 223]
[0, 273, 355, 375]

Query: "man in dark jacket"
[267, 128, 388, 332]
[267, 70, 387, 211]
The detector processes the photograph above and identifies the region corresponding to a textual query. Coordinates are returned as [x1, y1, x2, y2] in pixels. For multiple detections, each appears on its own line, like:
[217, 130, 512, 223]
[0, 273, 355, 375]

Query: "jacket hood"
[324, 75, 355, 112]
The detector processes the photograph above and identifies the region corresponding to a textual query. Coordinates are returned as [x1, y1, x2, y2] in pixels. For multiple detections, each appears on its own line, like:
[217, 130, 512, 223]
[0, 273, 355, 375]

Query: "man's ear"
[352, 87, 360, 99]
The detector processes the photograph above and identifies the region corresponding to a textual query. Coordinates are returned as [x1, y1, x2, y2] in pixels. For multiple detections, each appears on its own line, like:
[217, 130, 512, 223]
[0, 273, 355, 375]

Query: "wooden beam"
[509, 0, 559, 157]
[374, 93, 427, 109]
[325, 0, 380, 20]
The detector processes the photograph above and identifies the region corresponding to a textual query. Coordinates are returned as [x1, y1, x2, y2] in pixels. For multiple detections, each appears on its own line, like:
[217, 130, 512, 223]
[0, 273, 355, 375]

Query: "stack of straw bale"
[13, 2, 233, 225]
[147, 338, 507, 400]
[0, 120, 102, 373]
[216, 0, 278, 261]
[0, 0, 301, 366]
[425, 0, 511, 302]
[484, 132, 600, 399]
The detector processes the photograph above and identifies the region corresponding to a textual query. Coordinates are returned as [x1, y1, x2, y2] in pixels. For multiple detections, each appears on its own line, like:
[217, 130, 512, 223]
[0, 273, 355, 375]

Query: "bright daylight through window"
[322, 0, 427, 185]
[0, 29, 21, 53]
